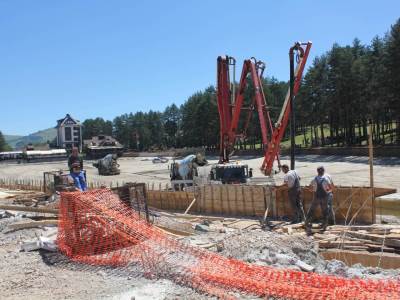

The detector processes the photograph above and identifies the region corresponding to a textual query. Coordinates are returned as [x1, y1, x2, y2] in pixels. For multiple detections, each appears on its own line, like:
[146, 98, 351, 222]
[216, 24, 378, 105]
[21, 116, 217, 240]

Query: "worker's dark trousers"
[288, 188, 304, 223]
[306, 192, 335, 228]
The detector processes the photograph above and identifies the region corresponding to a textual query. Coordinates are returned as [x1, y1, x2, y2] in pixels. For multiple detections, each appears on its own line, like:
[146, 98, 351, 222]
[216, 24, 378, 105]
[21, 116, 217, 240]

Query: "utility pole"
[289, 44, 297, 170]
[369, 121, 374, 188]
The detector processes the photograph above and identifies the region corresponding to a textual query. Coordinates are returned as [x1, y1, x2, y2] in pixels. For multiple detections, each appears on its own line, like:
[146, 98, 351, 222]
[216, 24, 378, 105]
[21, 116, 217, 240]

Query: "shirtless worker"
[280, 164, 304, 224]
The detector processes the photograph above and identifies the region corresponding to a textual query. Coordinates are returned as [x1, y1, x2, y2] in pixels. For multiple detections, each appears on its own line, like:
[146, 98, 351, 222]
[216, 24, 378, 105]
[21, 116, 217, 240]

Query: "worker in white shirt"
[306, 166, 335, 233]
[281, 164, 304, 223]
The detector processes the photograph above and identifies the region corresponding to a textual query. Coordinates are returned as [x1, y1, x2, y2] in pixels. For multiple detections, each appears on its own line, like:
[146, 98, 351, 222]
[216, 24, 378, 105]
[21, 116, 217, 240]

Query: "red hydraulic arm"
[261, 42, 312, 175]
[217, 42, 312, 175]
[217, 56, 234, 162]
[217, 56, 274, 163]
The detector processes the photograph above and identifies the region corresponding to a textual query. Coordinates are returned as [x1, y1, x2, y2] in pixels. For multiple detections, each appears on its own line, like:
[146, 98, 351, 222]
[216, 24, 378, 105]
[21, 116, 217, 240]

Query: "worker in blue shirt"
[67, 147, 86, 191]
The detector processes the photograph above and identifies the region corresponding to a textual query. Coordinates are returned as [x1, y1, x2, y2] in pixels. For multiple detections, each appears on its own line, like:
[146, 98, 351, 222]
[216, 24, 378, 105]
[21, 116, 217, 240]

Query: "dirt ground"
[1, 154, 400, 190]
[1, 154, 400, 299]
[1, 212, 399, 300]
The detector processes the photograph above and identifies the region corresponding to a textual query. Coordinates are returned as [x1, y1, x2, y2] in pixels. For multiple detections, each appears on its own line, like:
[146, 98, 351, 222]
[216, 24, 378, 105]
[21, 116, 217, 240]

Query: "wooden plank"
[225, 185, 231, 215]
[155, 225, 192, 237]
[321, 250, 400, 269]
[0, 205, 58, 214]
[184, 198, 197, 215]
[6, 220, 58, 232]
[318, 240, 365, 249]
[365, 243, 397, 253]
[346, 231, 400, 248]
[234, 185, 239, 215]
[374, 187, 396, 197]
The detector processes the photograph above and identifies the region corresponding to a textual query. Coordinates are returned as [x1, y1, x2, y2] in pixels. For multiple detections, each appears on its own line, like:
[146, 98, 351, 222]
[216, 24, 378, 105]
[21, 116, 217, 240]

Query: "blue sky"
[0, 1, 399, 135]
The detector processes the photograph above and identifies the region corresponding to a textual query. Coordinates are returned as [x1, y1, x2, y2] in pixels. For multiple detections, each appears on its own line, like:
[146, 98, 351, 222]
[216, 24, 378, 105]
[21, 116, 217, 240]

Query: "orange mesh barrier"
[57, 189, 400, 299]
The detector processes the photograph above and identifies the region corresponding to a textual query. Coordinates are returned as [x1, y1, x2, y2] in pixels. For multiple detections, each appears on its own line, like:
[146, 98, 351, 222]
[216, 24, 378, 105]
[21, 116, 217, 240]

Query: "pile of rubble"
[1, 186, 400, 300]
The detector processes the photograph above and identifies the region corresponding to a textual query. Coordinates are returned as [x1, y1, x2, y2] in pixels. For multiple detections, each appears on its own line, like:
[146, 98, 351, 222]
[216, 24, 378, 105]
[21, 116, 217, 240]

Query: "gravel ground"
[0, 216, 207, 300]
[1, 215, 400, 300]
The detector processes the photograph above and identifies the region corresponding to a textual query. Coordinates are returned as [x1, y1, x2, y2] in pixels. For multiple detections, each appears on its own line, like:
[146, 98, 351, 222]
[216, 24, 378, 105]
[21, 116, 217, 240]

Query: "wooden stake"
[369, 122, 374, 189]
[184, 198, 197, 214]
[369, 121, 376, 223]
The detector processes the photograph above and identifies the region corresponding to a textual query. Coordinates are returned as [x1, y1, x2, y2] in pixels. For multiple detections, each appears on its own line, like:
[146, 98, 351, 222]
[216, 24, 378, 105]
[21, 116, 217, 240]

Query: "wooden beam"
[346, 231, 400, 248]
[321, 250, 400, 269]
[0, 204, 58, 214]
[6, 220, 58, 232]
[155, 225, 192, 237]
[184, 198, 197, 215]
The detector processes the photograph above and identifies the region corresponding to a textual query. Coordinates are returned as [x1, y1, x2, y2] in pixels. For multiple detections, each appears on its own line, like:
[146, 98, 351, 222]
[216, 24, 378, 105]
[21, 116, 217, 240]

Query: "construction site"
[1, 3, 400, 299]
[0, 38, 400, 300]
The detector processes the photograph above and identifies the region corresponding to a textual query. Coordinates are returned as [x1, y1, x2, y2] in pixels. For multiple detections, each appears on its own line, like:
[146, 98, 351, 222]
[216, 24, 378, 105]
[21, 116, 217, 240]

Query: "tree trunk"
[320, 124, 325, 146]
[303, 126, 308, 147]
[397, 116, 400, 144]
[314, 126, 319, 147]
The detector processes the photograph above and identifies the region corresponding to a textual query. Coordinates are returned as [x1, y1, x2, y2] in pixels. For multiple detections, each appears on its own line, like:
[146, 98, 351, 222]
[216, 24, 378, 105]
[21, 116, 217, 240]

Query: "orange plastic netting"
[57, 189, 400, 300]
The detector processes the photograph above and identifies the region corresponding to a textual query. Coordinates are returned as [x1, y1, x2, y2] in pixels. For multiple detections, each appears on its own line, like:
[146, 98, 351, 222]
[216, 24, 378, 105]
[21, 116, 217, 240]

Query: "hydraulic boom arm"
[261, 42, 312, 175]
[216, 42, 312, 176]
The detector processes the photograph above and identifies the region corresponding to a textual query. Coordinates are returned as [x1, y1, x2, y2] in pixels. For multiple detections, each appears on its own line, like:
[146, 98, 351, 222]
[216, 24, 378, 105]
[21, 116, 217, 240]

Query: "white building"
[56, 114, 82, 150]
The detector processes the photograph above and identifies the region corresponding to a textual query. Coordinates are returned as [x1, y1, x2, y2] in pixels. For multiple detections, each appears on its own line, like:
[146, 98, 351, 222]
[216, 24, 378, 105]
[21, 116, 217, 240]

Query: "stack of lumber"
[276, 223, 400, 254]
[315, 224, 400, 254]
[273, 223, 400, 269]
[12, 191, 47, 206]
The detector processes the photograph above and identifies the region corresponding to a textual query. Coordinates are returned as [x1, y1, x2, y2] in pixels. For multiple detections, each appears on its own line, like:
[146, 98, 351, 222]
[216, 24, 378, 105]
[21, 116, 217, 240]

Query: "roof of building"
[56, 114, 81, 127]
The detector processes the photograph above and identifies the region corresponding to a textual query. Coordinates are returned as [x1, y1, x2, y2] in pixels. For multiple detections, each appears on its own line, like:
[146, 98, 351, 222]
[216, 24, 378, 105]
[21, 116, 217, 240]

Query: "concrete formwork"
[146, 185, 396, 224]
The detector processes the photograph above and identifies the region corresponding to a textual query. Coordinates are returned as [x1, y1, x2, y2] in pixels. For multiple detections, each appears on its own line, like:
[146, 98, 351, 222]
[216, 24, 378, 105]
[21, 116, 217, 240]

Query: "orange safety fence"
[57, 189, 400, 300]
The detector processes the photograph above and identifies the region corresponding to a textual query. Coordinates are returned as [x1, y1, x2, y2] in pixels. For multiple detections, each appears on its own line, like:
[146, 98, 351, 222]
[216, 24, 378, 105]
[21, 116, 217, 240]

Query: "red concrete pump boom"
[216, 42, 312, 176]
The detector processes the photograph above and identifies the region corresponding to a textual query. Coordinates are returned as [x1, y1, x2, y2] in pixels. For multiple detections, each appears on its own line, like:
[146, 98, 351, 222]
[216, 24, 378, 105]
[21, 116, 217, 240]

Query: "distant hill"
[4, 128, 57, 149]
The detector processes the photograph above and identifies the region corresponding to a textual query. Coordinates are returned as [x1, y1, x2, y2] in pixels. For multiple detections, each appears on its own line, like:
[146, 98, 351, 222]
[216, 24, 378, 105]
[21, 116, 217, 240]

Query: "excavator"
[216, 42, 312, 178]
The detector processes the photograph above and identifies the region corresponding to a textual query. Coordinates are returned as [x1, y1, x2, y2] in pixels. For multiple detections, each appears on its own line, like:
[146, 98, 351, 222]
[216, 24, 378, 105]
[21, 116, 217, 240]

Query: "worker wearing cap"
[68, 147, 87, 191]
[281, 164, 304, 223]
[306, 166, 335, 233]
[70, 162, 87, 191]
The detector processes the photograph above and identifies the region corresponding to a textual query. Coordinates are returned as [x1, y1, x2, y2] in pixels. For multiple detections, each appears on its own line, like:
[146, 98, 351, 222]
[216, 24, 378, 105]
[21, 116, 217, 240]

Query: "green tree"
[163, 104, 181, 147]
[386, 18, 400, 142]
[0, 131, 12, 151]
[82, 118, 113, 139]
[180, 86, 219, 148]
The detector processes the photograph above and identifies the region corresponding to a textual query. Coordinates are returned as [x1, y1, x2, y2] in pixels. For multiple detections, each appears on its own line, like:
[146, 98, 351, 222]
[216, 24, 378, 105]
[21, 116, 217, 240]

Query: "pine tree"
[386, 18, 400, 142]
[0, 131, 11, 152]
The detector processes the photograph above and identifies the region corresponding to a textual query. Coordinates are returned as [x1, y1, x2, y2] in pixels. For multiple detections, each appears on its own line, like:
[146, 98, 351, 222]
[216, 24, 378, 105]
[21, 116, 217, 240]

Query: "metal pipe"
[230, 57, 236, 106]
[289, 48, 295, 170]
[289, 42, 301, 170]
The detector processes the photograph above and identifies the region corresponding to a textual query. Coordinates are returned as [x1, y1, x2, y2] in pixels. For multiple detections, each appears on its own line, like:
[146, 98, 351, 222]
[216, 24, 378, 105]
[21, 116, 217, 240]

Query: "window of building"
[74, 127, 80, 137]
[65, 127, 72, 141]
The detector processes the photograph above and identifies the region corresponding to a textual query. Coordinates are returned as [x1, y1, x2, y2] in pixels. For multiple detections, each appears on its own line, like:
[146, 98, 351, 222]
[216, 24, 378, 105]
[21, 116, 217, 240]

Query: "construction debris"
[21, 236, 57, 252]
[1, 184, 400, 299]
[0, 204, 58, 214]
[5, 219, 58, 232]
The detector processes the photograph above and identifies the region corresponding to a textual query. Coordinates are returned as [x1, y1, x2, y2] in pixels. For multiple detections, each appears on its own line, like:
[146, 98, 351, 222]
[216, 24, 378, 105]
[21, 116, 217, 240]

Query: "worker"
[280, 164, 304, 223]
[70, 161, 87, 191]
[306, 166, 335, 233]
[68, 147, 86, 191]
[68, 147, 83, 173]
